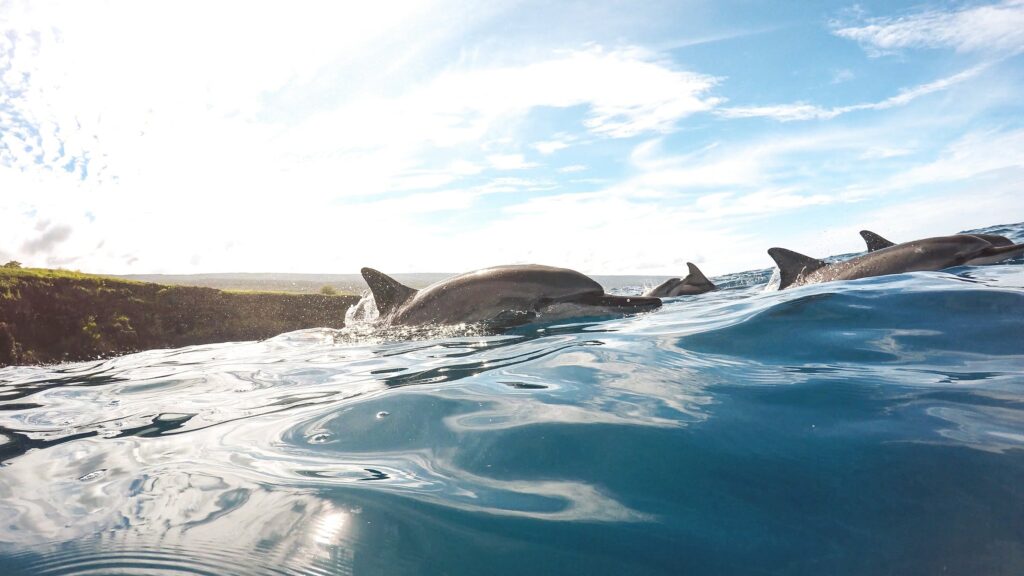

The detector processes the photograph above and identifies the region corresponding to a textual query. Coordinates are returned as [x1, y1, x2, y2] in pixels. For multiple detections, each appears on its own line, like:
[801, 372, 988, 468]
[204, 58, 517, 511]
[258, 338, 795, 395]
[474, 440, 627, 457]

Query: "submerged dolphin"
[643, 263, 717, 297]
[768, 234, 1024, 290]
[860, 229, 1017, 266]
[361, 265, 662, 328]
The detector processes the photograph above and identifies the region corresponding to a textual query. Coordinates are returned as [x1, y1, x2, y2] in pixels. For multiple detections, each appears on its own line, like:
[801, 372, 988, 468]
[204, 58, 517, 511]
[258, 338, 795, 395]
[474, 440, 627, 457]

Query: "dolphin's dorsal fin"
[860, 230, 895, 252]
[683, 262, 715, 289]
[361, 267, 417, 315]
[767, 248, 827, 289]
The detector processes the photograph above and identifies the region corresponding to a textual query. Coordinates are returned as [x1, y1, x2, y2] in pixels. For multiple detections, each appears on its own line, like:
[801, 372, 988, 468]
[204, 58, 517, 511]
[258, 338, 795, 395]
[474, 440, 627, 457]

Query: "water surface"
[2, 224, 1023, 575]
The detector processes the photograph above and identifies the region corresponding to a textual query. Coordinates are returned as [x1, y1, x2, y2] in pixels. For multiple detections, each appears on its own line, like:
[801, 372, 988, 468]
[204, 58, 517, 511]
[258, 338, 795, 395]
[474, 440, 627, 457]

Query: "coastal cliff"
[0, 268, 359, 367]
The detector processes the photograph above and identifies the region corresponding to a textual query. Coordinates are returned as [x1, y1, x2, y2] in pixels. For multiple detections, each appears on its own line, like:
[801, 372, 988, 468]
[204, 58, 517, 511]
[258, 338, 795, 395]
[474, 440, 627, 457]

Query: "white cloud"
[887, 127, 1024, 188]
[486, 154, 538, 170]
[719, 65, 988, 121]
[857, 175, 1024, 244]
[833, 0, 1024, 56]
[859, 146, 915, 160]
[532, 133, 578, 154]
[692, 187, 834, 218]
[355, 189, 483, 215]
[533, 140, 570, 154]
[282, 45, 721, 162]
[468, 191, 765, 275]
[718, 103, 834, 122]
[559, 164, 588, 173]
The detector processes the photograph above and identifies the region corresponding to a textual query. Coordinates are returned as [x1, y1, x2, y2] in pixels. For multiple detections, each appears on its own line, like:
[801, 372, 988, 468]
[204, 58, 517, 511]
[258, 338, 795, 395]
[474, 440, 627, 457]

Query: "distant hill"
[115, 272, 445, 294]
[1, 267, 359, 366]
[115, 272, 669, 294]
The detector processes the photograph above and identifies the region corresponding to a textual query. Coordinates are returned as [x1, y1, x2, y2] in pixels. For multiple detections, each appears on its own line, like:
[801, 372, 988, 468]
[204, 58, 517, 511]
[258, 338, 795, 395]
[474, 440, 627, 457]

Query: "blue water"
[2, 224, 1023, 576]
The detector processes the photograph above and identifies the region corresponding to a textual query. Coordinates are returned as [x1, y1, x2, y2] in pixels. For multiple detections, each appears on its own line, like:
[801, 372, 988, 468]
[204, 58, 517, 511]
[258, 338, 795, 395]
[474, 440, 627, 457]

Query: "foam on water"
[1, 224, 1023, 575]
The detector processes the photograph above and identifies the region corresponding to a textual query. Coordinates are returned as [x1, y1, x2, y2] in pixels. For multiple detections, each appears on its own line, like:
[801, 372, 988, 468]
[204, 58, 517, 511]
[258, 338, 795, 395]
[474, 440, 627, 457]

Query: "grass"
[0, 266, 144, 285]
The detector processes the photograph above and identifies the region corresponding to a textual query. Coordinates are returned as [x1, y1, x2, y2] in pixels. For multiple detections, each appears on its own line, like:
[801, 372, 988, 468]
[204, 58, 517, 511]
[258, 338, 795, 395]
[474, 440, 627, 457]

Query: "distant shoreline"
[0, 267, 360, 367]
[115, 271, 671, 294]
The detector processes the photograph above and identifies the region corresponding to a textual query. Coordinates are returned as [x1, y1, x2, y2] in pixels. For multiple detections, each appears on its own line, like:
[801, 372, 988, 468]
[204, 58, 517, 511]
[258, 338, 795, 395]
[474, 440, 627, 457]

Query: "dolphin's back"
[812, 235, 994, 284]
[393, 265, 604, 325]
[771, 235, 1006, 289]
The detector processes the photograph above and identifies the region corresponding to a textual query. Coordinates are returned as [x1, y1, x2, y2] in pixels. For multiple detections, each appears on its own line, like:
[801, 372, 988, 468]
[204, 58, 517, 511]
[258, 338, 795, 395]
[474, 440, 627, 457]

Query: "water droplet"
[156, 413, 193, 423]
[376, 411, 390, 419]
[78, 469, 107, 481]
[308, 433, 331, 444]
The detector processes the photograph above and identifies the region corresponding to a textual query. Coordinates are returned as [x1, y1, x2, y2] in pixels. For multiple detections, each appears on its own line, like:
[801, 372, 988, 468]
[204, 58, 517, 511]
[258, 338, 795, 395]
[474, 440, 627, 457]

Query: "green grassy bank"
[0, 268, 360, 367]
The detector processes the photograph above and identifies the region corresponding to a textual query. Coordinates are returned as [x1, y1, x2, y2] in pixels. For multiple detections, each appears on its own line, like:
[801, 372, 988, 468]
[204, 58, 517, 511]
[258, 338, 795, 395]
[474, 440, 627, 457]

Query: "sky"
[1, 0, 1023, 276]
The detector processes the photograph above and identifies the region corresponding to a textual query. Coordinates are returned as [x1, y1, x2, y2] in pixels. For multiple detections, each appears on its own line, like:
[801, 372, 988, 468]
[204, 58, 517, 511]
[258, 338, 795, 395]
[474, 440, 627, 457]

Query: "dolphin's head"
[532, 291, 662, 324]
[933, 234, 1010, 266]
[961, 234, 1022, 265]
[869, 234, 1023, 273]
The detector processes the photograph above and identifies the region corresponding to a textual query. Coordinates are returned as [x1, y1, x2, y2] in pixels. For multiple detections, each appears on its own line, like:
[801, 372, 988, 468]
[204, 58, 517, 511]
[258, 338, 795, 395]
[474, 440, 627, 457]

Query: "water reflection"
[0, 437, 360, 575]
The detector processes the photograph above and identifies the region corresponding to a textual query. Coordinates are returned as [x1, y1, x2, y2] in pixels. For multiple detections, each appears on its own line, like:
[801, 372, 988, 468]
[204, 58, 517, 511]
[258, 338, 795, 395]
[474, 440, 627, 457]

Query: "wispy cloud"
[655, 27, 778, 51]
[21, 223, 72, 255]
[850, 175, 1023, 249]
[831, 69, 855, 84]
[486, 154, 538, 170]
[339, 45, 721, 143]
[532, 134, 577, 154]
[718, 64, 988, 121]
[833, 0, 1024, 56]
[533, 140, 570, 154]
[887, 127, 1024, 188]
[859, 146, 915, 160]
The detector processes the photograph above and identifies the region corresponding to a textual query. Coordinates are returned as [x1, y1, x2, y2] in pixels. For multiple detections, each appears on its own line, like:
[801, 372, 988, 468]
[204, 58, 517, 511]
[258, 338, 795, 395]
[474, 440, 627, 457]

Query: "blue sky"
[1, 0, 1022, 275]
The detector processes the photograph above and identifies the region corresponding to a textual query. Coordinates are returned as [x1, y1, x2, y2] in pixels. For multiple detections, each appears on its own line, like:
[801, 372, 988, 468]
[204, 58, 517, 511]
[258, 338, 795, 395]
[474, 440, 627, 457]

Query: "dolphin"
[360, 265, 662, 328]
[860, 229, 1017, 265]
[643, 262, 717, 297]
[768, 234, 1024, 290]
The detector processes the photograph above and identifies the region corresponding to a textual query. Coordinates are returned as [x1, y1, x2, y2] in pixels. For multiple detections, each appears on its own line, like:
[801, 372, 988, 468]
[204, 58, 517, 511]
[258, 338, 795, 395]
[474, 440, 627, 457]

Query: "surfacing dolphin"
[361, 265, 662, 329]
[860, 229, 1017, 266]
[643, 262, 717, 297]
[768, 234, 1024, 290]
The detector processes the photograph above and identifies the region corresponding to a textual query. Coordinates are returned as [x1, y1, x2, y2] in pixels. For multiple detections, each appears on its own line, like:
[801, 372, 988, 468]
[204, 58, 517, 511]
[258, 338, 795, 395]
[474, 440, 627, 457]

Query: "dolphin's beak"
[570, 293, 662, 313]
[980, 242, 1024, 260]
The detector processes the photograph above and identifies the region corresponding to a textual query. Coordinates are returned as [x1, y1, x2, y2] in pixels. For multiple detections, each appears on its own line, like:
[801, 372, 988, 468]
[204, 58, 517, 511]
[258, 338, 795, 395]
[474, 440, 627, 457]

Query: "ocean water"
[2, 224, 1023, 576]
